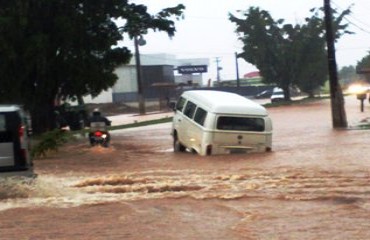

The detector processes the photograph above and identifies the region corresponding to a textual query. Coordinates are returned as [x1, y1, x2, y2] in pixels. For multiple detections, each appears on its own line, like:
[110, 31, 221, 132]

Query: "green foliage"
[338, 65, 358, 87]
[293, 12, 328, 97]
[356, 54, 370, 82]
[121, 3, 185, 38]
[0, 1, 184, 134]
[107, 116, 173, 131]
[229, 5, 352, 99]
[31, 129, 72, 158]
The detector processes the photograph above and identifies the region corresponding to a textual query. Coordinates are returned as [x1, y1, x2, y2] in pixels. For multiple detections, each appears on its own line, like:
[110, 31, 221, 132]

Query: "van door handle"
[178, 119, 181, 122]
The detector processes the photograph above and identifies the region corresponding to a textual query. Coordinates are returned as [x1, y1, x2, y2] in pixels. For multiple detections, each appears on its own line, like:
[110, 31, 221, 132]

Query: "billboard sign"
[177, 65, 208, 74]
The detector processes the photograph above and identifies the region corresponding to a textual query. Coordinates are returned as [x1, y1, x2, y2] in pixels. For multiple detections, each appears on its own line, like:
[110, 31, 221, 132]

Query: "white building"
[84, 53, 209, 104]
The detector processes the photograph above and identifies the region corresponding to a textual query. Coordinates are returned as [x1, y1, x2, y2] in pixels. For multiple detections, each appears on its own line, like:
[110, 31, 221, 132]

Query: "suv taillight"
[19, 125, 25, 138]
[94, 131, 103, 137]
[18, 125, 26, 160]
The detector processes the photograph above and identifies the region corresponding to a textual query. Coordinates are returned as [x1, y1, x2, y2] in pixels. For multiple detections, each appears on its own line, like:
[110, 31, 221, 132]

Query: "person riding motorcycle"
[87, 108, 111, 145]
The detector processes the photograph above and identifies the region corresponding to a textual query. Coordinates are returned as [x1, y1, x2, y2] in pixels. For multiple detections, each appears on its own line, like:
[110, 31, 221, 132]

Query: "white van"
[0, 105, 33, 174]
[171, 90, 272, 156]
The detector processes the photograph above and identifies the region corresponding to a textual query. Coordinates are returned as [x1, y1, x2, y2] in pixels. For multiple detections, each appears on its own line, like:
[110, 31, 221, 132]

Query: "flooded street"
[1, 97, 370, 239]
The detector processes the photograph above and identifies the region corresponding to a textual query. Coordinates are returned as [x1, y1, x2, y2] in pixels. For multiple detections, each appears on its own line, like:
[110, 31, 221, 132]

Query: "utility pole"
[323, 0, 347, 128]
[134, 35, 146, 115]
[235, 52, 240, 89]
[215, 57, 222, 82]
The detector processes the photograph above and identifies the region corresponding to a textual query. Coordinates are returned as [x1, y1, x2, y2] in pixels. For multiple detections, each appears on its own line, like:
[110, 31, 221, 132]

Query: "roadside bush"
[31, 129, 73, 158]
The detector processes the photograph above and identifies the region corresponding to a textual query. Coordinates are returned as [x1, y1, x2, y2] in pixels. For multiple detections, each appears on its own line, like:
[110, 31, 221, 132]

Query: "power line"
[333, 1, 370, 28]
[332, 1, 370, 35]
[343, 17, 370, 35]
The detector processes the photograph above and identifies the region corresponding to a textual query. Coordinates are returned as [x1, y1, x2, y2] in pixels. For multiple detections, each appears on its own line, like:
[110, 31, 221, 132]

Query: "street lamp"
[134, 35, 146, 115]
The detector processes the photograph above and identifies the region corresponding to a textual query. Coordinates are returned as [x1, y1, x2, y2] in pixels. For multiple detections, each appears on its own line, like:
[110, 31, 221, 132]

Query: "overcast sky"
[126, 0, 370, 81]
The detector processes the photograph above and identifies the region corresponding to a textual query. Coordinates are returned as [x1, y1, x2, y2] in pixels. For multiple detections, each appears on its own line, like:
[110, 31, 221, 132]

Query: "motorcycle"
[89, 130, 110, 147]
[88, 120, 111, 148]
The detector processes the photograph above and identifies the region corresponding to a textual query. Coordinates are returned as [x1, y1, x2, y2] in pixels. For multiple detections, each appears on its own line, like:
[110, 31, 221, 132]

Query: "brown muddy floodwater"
[0, 96, 370, 240]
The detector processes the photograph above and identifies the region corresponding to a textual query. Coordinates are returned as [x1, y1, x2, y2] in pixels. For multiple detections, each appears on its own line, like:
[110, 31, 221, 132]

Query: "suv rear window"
[217, 116, 265, 132]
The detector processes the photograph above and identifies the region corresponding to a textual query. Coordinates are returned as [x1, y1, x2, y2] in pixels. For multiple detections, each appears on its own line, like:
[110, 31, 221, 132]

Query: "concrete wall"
[113, 65, 137, 93]
[83, 89, 113, 104]
[113, 65, 176, 103]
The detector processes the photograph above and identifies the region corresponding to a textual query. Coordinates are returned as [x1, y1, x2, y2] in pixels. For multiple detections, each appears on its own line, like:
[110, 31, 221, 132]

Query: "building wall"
[83, 54, 210, 104]
[175, 74, 203, 86]
[113, 65, 176, 103]
[83, 89, 113, 103]
[113, 65, 137, 93]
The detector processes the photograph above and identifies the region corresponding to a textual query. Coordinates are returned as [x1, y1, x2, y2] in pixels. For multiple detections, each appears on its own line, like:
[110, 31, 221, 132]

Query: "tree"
[356, 54, 370, 82]
[0, 1, 185, 134]
[338, 65, 357, 87]
[229, 6, 351, 100]
[229, 8, 292, 100]
[293, 12, 328, 98]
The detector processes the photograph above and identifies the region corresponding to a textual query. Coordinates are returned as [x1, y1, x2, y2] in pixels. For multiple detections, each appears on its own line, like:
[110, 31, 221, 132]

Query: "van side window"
[217, 116, 265, 132]
[176, 97, 186, 112]
[183, 101, 197, 118]
[193, 107, 207, 126]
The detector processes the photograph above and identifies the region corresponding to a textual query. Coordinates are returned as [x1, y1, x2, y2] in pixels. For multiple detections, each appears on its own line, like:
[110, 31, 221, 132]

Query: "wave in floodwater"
[1, 169, 369, 211]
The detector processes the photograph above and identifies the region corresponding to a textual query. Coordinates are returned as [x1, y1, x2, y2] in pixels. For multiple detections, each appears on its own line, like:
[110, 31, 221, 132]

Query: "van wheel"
[174, 137, 186, 152]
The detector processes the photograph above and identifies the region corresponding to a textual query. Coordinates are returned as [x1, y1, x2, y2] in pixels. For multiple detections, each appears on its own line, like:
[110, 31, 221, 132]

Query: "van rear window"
[217, 116, 265, 132]
[0, 115, 5, 131]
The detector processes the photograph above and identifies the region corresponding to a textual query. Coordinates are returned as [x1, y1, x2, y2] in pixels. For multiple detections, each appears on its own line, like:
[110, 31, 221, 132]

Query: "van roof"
[182, 90, 268, 116]
[0, 105, 22, 112]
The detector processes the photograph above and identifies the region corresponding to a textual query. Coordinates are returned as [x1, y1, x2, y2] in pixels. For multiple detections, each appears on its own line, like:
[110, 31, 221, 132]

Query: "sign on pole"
[177, 65, 208, 74]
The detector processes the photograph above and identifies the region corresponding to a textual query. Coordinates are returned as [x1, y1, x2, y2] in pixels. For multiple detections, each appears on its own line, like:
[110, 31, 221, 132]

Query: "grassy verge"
[106, 116, 173, 131]
[263, 96, 330, 108]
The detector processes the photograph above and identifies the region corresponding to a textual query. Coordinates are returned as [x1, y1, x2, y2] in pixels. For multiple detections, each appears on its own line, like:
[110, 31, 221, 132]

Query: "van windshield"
[217, 116, 265, 132]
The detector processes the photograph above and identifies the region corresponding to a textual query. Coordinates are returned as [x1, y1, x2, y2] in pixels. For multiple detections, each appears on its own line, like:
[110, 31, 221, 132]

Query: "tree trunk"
[31, 99, 57, 135]
[331, 87, 347, 128]
[308, 91, 315, 98]
[283, 87, 291, 101]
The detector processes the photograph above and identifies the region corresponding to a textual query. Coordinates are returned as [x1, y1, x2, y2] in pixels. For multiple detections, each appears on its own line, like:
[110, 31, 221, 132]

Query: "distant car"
[0, 105, 33, 175]
[254, 89, 273, 99]
[270, 87, 285, 103]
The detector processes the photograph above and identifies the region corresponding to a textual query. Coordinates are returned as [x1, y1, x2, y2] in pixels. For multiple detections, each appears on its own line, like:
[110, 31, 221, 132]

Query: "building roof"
[243, 71, 260, 79]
